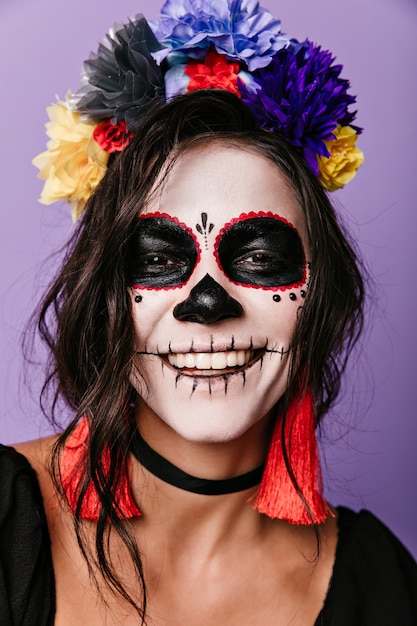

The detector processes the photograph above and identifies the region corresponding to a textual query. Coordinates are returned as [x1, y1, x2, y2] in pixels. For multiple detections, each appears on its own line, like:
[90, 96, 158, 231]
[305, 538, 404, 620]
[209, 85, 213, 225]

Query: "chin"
[152, 402, 274, 445]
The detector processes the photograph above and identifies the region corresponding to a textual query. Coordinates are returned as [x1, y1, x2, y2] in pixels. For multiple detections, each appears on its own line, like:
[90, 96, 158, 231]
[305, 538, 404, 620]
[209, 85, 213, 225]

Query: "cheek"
[236, 282, 307, 339]
[130, 288, 181, 345]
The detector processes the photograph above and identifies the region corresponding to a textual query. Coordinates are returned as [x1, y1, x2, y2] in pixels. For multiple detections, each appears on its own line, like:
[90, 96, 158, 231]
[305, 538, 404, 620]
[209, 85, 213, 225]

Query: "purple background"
[1, 0, 416, 557]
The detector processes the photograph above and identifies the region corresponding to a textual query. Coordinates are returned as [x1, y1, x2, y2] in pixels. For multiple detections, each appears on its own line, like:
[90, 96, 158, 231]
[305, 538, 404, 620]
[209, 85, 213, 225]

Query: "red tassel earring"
[60, 417, 141, 521]
[253, 389, 328, 524]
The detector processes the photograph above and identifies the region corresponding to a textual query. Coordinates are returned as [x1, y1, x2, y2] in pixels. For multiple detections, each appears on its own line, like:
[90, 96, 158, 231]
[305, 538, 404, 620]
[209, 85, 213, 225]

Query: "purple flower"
[151, 0, 290, 71]
[71, 17, 165, 130]
[241, 41, 359, 174]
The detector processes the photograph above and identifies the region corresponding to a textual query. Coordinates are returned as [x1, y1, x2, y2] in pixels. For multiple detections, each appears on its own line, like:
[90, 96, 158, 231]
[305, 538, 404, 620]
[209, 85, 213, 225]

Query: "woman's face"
[129, 143, 310, 443]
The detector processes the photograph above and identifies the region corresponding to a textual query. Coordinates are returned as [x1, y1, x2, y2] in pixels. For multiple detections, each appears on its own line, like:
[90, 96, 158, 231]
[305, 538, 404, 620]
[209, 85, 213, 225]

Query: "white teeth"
[167, 350, 254, 370]
[226, 352, 237, 367]
[211, 352, 227, 369]
[237, 350, 246, 366]
[184, 353, 196, 368]
[195, 353, 212, 369]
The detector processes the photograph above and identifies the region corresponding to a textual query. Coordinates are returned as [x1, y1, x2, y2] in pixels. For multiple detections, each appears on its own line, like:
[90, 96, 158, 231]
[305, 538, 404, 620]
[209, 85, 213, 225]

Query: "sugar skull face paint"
[128, 213, 200, 288]
[129, 144, 310, 444]
[215, 212, 305, 289]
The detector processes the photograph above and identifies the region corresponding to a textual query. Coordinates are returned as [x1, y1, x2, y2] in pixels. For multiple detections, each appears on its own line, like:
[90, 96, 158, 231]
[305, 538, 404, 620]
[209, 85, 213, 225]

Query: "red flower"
[185, 49, 241, 97]
[93, 119, 134, 153]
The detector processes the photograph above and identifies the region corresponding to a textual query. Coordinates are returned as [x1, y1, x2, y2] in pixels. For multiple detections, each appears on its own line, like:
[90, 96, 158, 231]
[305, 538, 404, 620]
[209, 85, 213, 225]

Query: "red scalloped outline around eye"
[132, 212, 201, 291]
[214, 211, 307, 291]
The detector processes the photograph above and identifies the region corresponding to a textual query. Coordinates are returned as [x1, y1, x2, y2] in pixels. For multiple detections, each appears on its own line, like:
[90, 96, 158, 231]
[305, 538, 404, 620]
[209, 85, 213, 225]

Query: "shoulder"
[334, 506, 417, 583]
[0, 442, 56, 625]
[0, 441, 50, 516]
[319, 506, 417, 625]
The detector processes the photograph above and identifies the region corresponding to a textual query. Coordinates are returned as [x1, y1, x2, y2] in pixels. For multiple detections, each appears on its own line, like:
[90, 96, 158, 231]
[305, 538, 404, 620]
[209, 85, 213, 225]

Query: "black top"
[1, 444, 416, 626]
[0, 445, 55, 626]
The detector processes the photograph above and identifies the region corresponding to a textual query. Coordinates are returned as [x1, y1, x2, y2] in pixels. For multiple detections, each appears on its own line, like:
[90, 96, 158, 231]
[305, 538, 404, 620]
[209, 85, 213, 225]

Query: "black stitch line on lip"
[242, 370, 246, 388]
[136, 350, 160, 356]
[208, 378, 212, 396]
[191, 379, 198, 395]
[140, 337, 265, 358]
[223, 375, 228, 395]
[138, 344, 280, 360]
[175, 373, 182, 388]
[259, 356, 263, 371]
[265, 342, 290, 355]
[278, 346, 291, 359]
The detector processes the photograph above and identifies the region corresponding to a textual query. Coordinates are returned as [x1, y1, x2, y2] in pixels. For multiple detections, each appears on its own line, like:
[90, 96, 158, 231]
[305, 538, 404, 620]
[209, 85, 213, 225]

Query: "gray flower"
[71, 16, 166, 130]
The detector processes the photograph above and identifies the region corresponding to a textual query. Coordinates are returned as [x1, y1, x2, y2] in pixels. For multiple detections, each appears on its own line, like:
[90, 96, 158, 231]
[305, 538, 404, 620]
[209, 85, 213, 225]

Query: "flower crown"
[33, 0, 364, 222]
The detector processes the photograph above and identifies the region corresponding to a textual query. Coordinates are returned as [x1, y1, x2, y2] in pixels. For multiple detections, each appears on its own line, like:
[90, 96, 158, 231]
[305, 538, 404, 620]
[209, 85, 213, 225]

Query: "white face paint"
[129, 144, 310, 443]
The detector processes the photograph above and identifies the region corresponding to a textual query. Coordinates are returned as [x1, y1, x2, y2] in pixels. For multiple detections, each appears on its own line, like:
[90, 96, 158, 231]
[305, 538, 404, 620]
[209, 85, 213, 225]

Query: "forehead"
[144, 143, 306, 238]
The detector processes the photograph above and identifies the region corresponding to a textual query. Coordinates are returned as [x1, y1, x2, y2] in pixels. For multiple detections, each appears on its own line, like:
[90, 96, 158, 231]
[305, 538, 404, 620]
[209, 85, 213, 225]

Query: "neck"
[128, 402, 284, 569]
[131, 428, 265, 495]
[130, 454, 275, 558]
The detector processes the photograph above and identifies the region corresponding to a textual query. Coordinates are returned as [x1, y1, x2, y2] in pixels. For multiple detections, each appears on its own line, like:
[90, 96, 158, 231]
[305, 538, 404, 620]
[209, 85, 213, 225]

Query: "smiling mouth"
[165, 349, 259, 376]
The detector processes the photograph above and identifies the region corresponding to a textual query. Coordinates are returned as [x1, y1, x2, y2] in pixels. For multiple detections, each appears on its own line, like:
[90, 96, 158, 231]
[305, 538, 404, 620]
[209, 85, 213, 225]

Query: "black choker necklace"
[130, 430, 264, 496]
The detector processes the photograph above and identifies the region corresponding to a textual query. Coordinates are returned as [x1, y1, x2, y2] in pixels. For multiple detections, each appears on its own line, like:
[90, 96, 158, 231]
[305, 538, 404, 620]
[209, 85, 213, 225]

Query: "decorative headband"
[33, 0, 364, 221]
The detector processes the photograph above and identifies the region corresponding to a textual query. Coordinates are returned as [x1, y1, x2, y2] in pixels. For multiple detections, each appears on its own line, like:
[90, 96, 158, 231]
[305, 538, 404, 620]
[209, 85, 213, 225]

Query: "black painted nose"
[173, 274, 243, 324]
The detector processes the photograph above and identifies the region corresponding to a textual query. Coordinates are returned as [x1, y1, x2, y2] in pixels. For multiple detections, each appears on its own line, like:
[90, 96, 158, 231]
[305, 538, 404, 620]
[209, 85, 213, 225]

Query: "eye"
[137, 253, 186, 275]
[234, 250, 282, 274]
[127, 215, 199, 288]
[216, 216, 305, 288]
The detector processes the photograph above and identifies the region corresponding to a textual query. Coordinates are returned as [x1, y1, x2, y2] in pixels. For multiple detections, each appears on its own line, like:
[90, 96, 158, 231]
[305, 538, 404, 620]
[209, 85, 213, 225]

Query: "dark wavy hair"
[32, 90, 365, 620]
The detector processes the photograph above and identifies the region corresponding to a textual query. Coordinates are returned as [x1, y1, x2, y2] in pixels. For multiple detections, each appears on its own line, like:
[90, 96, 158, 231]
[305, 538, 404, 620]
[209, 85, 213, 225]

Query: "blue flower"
[241, 41, 359, 174]
[151, 0, 290, 71]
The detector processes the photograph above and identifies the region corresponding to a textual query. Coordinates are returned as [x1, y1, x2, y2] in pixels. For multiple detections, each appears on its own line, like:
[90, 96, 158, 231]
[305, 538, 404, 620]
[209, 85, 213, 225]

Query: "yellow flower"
[318, 125, 364, 191]
[32, 98, 110, 221]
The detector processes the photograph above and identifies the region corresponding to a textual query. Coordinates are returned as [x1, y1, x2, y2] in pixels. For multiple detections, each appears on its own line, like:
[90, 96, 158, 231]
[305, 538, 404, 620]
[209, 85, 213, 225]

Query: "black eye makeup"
[215, 214, 305, 288]
[128, 214, 200, 288]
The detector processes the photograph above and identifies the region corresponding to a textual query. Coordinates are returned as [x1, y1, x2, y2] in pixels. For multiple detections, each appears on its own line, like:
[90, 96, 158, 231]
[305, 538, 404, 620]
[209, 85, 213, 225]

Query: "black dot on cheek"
[300, 290, 306, 298]
[134, 294, 143, 303]
[289, 293, 297, 301]
[273, 294, 281, 303]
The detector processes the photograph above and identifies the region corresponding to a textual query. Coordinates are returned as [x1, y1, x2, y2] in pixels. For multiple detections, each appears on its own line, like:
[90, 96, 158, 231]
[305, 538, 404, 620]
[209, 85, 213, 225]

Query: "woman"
[1, 1, 416, 624]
